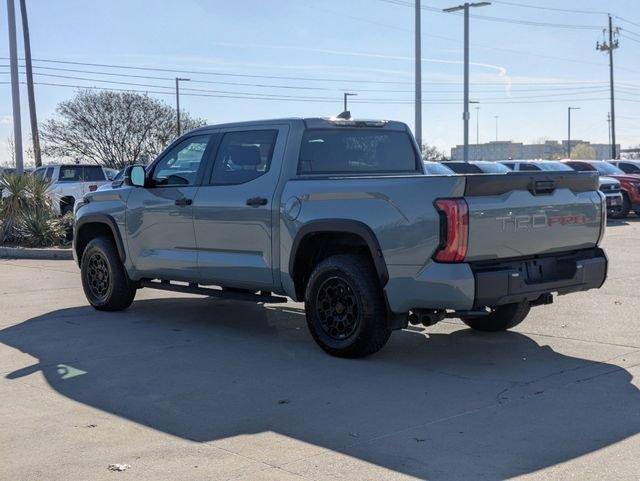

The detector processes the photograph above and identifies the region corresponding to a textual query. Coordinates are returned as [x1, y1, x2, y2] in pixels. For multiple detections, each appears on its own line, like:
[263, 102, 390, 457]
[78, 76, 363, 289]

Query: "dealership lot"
[1, 219, 640, 480]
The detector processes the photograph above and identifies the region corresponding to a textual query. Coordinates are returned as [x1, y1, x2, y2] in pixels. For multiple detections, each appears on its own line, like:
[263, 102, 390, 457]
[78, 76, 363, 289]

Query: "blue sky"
[1, 0, 639, 163]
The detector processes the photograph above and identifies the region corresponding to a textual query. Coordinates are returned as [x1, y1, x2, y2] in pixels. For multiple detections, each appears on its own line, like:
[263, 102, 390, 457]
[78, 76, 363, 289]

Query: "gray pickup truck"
[73, 117, 608, 358]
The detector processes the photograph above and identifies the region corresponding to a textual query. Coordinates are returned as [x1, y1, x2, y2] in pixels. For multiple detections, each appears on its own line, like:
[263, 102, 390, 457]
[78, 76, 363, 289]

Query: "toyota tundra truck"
[73, 117, 608, 358]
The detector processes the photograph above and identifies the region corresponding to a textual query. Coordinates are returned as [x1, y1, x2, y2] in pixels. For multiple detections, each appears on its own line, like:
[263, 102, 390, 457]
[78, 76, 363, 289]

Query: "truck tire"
[304, 254, 391, 358]
[81, 236, 136, 311]
[609, 193, 630, 219]
[461, 301, 530, 332]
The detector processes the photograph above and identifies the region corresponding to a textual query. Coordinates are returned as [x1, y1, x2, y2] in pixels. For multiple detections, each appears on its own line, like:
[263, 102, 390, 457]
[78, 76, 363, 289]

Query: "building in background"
[451, 140, 619, 161]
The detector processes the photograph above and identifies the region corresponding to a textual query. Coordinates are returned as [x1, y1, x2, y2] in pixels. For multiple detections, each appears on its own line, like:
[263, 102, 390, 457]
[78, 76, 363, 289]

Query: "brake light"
[434, 199, 469, 263]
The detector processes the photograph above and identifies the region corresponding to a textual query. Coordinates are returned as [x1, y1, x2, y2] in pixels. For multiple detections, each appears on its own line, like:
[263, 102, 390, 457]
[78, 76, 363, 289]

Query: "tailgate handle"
[529, 180, 556, 195]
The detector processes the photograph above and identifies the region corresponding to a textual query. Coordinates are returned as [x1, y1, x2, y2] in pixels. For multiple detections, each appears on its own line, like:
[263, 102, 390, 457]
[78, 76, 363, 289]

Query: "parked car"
[609, 160, 640, 175]
[32, 164, 114, 215]
[443, 161, 511, 174]
[564, 160, 640, 218]
[422, 161, 454, 175]
[74, 117, 608, 358]
[499, 160, 624, 216]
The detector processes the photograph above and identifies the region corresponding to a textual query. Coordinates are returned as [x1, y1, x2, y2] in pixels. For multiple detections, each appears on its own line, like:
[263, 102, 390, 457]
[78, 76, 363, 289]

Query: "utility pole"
[6, 0, 24, 173]
[19, 0, 41, 167]
[415, 0, 422, 151]
[607, 112, 611, 158]
[443, 2, 491, 162]
[596, 15, 619, 159]
[474, 105, 480, 145]
[343, 92, 357, 113]
[494, 115, 499, 142]
[567, 106, 580, 158]
[175, 77, 190, 136]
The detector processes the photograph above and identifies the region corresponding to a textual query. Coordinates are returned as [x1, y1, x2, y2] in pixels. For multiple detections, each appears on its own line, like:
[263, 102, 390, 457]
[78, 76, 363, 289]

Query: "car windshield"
[592, 162, 625, 175]
[475, 162, 510, 173]
[423, 162, 454, 175]
[532, 162, 573, 172]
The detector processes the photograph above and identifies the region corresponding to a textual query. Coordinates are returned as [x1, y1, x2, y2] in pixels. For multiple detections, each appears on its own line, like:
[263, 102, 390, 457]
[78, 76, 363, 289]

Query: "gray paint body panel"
[74, 117, 606, 315]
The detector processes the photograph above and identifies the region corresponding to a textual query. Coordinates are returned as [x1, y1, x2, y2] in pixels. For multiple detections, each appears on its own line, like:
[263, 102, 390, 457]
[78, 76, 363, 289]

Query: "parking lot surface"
[1, 218, 640, 480]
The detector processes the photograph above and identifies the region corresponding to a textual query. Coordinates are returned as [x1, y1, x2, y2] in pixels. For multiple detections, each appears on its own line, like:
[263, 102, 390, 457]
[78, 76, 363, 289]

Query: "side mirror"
[125, 165, 146, 187]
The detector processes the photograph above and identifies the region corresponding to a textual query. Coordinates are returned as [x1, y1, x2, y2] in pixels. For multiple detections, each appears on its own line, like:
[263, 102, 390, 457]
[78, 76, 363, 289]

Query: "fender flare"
[289, 219, 389, 286]
[74, 214, 126, 263]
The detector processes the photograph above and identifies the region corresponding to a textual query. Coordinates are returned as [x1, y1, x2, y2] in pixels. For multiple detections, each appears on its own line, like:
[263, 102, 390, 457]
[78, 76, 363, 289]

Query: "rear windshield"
[592, 162, 625, 176]
[298, 129, 419, 175]
[423, 162, 454, 175]
[58, 166, 83, 182]
[475, 162, 510, 173]
[534, 162, 573, 172]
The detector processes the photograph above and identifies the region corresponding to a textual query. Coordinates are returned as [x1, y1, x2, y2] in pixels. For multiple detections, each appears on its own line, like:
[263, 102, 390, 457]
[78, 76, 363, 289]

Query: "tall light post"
[607, 112, 611, 159]
[469, 100, 480, 160]
[175, 77, 190, 136]
[6, 0, 23, 173]
[443, 2, 492, 162]
[415, 0, 422, 151]
[567, 106, 580, 158]
[494, 115, 499, 142]
[343, 92, 357, 113]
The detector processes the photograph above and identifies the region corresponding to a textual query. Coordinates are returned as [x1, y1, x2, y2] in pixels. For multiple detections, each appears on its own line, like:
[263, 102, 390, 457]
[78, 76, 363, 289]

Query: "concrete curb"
[0, 246, 73, 260]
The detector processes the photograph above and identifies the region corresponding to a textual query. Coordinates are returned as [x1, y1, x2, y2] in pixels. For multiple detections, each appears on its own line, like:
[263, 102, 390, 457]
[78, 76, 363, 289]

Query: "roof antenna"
[336, 110, 351, 120]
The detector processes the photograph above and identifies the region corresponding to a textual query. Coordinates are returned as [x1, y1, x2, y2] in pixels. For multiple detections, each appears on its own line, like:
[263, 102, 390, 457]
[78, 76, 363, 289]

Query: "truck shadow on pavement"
[2, 297, 639, 480]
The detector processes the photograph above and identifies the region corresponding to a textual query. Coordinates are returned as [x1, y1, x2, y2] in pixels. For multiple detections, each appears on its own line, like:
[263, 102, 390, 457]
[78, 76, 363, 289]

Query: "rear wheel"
[304, 254, 391, 358]
[81, 237, 136, 311]
[461, 302, 530, 332]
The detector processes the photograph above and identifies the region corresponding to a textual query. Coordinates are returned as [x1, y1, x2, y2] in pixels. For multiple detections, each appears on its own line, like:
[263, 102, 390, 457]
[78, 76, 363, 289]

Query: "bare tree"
[6, 136, 15, 165]
[570, 143, 597, 160]
[41, 90, 206, 169]
[421, 144, 449, 161]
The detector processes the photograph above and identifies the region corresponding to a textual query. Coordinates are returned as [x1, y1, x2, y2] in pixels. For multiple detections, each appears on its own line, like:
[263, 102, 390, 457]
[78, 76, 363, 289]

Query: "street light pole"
[443, 2, 491, 162]
[175, 77, 190, 136]
[343, 92, 357, 113]
[494, 115, 499, 142]
[415, 0, 422, 150]
[6, 0, 23, 173]
[567, 106, 580, 158]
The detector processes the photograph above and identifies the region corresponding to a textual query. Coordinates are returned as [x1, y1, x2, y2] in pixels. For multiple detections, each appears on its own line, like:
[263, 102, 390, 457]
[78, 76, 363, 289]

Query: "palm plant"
[0, 172, 65, 247]
[0, 173, 30, 243]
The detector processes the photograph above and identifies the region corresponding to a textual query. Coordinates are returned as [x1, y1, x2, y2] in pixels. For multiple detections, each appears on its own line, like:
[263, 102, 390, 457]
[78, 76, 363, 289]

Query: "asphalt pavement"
[1, 218, 639, 480]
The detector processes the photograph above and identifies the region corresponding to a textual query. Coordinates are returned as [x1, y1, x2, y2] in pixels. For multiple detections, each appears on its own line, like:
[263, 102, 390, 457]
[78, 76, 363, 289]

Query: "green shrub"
[0, 172, 66, 247]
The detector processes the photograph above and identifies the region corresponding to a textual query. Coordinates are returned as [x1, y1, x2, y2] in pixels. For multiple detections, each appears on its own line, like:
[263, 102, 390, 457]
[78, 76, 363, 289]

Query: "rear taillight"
[434, 198, 469, 263]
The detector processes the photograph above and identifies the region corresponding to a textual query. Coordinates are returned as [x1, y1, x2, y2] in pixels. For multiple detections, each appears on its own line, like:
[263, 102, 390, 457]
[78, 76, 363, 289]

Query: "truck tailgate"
[463, 172, 603, 261]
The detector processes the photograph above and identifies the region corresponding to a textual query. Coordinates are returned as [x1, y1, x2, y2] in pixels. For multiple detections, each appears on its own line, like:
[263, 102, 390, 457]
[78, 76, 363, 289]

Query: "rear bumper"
[471, 248, 607, 308]
[384, 248, 607, 313]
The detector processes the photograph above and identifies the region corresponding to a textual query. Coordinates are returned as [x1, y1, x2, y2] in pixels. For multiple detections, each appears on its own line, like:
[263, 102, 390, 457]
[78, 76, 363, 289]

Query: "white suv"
[33, 164, 113, 215]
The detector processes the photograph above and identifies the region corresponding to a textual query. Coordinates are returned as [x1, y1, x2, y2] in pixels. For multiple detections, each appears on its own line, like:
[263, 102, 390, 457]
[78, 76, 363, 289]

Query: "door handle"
[246, 197, 268, 207]
[175, 198, 193, 206]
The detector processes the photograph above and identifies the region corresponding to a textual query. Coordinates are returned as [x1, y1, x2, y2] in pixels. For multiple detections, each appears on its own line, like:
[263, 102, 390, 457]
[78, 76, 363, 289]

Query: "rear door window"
[210, 130, 278, 185]
[44, 167, 54, 181]
[298, 129, 419, 175]
[83, 166, 106, 181]
[58, 166, 83, 182]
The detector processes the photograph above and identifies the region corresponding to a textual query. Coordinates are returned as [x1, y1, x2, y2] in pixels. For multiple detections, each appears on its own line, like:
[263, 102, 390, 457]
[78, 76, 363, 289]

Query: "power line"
[489, 0, 607, 16]
[376, 0, 602, 30]
[0, 80, 620, 106]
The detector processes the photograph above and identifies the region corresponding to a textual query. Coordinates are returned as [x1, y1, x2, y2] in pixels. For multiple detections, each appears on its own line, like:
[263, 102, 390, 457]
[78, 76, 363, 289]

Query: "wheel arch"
[289, 220, 388, 300]
[74, 214, 126, 267]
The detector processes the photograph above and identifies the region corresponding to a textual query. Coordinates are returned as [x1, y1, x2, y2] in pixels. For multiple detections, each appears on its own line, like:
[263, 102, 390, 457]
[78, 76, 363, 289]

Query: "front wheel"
[461, 302, 530, 332]
[304, 254, 391, 358]
[81, 237, 136, 311]
[609, 194, 631, 219]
